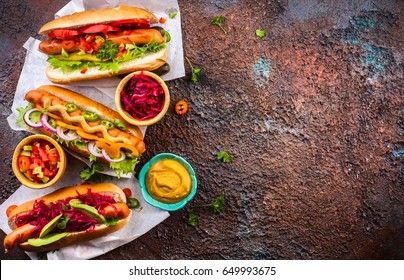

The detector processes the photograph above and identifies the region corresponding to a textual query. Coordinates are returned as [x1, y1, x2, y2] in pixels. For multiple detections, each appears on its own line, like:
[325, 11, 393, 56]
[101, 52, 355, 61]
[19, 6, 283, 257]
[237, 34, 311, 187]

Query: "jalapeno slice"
[82, 110, 99, 122]
[65, 103, 78, 113]
[114, 119, 127, 131]
[100, 119, 115, 130]
[48, 117, 57, 128]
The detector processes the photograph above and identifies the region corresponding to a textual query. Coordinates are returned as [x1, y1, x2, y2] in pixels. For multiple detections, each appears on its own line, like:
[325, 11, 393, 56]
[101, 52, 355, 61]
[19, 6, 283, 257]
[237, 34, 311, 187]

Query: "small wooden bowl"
[12, 134, 66, 189]
[115, 71, 170, 127]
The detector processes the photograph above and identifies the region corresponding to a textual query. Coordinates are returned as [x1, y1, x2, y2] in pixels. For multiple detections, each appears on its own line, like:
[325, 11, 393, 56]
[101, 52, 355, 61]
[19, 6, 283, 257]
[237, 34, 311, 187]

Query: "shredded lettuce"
[109, 156, 139, 179]
[47, 40, 166, 73]
[16, 103, 34, 129]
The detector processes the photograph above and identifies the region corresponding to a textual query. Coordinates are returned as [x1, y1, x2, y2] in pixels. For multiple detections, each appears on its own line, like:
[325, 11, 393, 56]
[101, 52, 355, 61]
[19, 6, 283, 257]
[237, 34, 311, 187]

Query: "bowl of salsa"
[12, 134, 67, 189]
[115, 71, 170, 127]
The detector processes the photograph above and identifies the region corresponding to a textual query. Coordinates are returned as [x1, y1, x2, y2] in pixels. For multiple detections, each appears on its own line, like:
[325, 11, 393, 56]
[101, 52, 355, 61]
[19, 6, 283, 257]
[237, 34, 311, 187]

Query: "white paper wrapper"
[7, 0, 184, 177]
[2, 0, 185, 259]
[0, 154, 170, 260]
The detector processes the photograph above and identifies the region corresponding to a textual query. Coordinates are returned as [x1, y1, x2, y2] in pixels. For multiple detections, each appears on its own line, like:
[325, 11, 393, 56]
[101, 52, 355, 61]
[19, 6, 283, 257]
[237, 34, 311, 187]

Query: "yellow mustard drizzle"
[43, 97, 133, 145]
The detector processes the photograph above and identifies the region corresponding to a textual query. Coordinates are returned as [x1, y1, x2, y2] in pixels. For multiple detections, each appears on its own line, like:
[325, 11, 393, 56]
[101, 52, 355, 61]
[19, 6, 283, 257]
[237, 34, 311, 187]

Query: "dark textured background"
[0, 0, 403, 260]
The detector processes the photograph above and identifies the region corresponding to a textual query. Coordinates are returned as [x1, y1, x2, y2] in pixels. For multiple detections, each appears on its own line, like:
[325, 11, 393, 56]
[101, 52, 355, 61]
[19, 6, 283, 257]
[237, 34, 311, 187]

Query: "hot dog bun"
[32, 85, 143, 140]
[6, 183, 132, 253]
[38, 5, 169, 84]
[46, 48, 167, 84]
[23, 85, 145, 176]
[39, 5, 158, 35]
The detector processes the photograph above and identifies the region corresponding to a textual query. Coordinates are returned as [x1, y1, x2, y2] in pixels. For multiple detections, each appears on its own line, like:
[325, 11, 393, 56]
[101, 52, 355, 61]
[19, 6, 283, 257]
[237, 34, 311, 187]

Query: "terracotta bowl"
[115, 71, 170, 127]
[12, 134, 67, 189]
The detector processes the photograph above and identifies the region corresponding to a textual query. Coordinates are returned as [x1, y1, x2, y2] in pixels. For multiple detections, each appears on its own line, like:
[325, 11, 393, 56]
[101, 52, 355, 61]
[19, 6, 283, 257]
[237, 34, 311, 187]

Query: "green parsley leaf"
[212, 193, 225, 214]
[211, 15, 227, 34]
[185, 56, 201, 83]
[192, 193, 226, 214]
[187, 212, 198, 227]
[217, 151, 232, 163]
[255, 29, 266, 38]
[79, 162, 105, 181]
[96, 40, 119, 60]
[169, 12, 177, 19]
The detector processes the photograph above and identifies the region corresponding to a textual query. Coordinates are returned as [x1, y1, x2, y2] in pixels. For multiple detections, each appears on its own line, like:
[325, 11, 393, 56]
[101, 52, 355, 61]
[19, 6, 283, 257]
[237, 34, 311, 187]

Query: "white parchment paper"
[2, 0, 185, 259]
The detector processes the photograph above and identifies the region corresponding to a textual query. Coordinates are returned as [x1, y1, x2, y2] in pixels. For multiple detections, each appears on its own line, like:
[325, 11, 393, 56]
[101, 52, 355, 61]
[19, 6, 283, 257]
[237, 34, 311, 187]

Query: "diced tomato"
[85, 34, 96, 43]
[19, 139, 61, 184]
[48, 29, 82, 39]
[159, 17, 166, 24]
[38, 147, 49, 162]
[48, 149, 60, 162]
[32, 145, 39, 154]
[26, 169, 34, 180]
[17, 156, 30, 172]
[80, 68, 88, 74]
[79, 24, 120, 34]
[79, 37, 92, 52]
[110, 19, 150, 29]
[43, 167, 56, 178]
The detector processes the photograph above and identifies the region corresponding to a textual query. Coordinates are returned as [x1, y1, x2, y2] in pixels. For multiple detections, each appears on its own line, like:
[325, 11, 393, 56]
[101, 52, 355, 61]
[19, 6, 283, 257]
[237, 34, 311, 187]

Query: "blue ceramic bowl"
[139, 153, 197, 211]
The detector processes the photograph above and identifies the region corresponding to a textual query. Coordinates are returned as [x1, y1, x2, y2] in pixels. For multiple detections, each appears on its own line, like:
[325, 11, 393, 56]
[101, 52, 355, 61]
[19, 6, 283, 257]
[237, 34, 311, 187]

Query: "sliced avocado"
[27, 232, 69, 247]
[20, 150, 31, 157]
[39, 214, 62, 238]
[69, 199, 106, 224]
[23, 145, 33, 151]
[32, 166, 42, 175]
[55, 52, 104, 62]
[42, 176, 50, 183]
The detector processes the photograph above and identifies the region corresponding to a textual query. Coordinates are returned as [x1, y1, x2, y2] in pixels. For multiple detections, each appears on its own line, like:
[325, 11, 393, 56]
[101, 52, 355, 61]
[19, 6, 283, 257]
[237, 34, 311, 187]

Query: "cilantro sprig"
[185, 56, 201, 83]
[187, 193, 225, 227]
[217, 151, 232, 163]
[211, 15, 227, 34]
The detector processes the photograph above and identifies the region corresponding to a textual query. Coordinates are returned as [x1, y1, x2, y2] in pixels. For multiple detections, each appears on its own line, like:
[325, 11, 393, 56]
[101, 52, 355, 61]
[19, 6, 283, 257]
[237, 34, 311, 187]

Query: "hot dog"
[37, 5, 170, 83]
[19, 85, 145, 178]
[4, 183, 131, 253]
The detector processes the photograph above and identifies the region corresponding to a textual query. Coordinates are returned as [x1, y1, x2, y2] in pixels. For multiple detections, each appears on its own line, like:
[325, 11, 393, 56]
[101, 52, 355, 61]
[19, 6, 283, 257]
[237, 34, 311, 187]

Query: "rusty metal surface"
[0, 0, 403, 260]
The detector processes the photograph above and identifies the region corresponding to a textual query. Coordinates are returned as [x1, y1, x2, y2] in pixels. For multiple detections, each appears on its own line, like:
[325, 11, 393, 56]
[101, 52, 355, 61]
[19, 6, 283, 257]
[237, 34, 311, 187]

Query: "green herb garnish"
[79, 162, 105, 181]
[185, 56, 201, 83]
[187, 212, 198, 227]
[186, 193, 225, 227]
[217, 151, 232, 163]
[255, 29, 266, 38]
[96, 40, 119, 60]
[169, 12, 177, 19]
[211, 15, 227, 34]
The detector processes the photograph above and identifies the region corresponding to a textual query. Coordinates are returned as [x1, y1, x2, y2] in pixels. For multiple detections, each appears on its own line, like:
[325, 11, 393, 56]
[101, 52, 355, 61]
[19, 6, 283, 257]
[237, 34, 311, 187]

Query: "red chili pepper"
[122, 188, 132, 198]
[175, 100, 189, 115]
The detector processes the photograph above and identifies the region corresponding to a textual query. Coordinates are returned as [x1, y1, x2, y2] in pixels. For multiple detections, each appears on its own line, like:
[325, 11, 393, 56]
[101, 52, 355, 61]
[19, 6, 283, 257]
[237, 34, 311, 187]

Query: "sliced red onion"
[102, 149, 126, 163]
[40, 114, 57, 134]
[87, 141, 103, 158]
[23, 108, 43, 128]
[56, 126, 79, 141]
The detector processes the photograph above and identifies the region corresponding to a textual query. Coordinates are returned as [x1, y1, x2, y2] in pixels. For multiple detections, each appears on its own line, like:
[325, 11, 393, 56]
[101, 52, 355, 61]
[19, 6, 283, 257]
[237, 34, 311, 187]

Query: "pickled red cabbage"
[120, 72, 165, 120]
